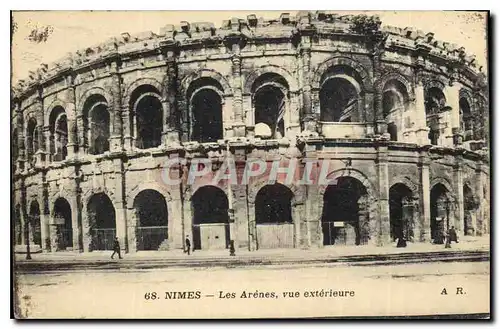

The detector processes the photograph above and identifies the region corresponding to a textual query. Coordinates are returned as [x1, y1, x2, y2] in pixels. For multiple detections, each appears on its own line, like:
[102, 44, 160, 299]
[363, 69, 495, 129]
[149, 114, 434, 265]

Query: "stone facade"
[12, 12, 490, 254]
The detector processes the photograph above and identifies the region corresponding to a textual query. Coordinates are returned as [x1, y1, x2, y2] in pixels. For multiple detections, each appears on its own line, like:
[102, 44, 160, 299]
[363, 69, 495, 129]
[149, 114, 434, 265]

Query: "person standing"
[111, 236, 122, 259]
[185, 235, 191, 255]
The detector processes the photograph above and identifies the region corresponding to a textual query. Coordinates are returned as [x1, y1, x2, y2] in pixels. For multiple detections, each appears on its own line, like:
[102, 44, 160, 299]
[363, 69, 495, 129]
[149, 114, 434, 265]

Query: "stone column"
[64, 77, 77, 158]
[76, 114, 87, 156]
[453, 158, 465, 236]
[233, 147, 249, 249]
[445, 82, 461, 146]
[418, 149, 431, 242]
[39, 189, 50, 252]
[167, 152, 184, 250]
[81, 201, 92, 252]
[231, 42, 245, 138]
[182, 186, 193, 250]
[35, 95, 46, 166]
[126, 208, 138, 253]
[246, 198, 257, 251]
[299, 38, 316, 133]
[376, 143, 391, 246]
[110, 61, 123, 153]
[414, 83, 431, 145]
[164, 48, 180, 146]
[474, 163, 485, 236]
[112, 158, 127, 252]
[43, 126, 52, 163]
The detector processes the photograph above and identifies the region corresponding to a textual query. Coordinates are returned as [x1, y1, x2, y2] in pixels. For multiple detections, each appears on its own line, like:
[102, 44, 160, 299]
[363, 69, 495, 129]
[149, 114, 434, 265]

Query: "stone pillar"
[299, 39, 316, 133]
[76, 114, 87, 156]
[445, 82, 461, 146]
[39, 186, 50, 252]
[418, 150, 431, 242]
[231, 43, 245, 138]
[182, 187, 193, 250]
[376, 143, 391, 246]
[453, 159, 465, 236]
[126, 208, 137, 253]
[475, 163, 485, 235]
[35, 95, 46, 166]
[112, 158, 127, 252]
[233, 148, 249, 249]
[167, 152, 184, 250]
[43, 126, 52, 163]
[110, 62, 123, 153]
[414, 84, 431, 145]
[82, 201, 92, 252]
[164, 49, 180, 146]
[70, 192, 81, 252]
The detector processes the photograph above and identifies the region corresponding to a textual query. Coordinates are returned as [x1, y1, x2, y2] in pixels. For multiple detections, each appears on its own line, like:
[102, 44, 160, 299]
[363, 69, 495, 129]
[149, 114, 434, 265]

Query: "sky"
[11, 11, 488, 83]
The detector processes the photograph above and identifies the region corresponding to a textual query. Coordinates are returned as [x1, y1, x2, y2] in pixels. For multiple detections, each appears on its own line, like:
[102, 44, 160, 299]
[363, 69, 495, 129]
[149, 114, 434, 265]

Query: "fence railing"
[136, 226, 168, 251]
[92, 228, 116, 251]
[322, 222, 368, 246]
[57, 228, 73, 250]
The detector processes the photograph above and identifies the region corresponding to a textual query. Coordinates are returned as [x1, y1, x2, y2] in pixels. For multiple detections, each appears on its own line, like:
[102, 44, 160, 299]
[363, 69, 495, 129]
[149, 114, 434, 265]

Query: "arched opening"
[134, 189, 169, 251]
[29, 200, 42, 247]
[252, 73, 288, 139]
[191, 186, 229, 250]
[83, 95, 110, 155]
[188, 79, 224, 143]
[255, 183, 294, 249]
[53, 198, 72, 251]
[132, 88, 163, 149]
[382, 80, 409, 141]
[425, 87, 446, 145]
[26, 118, 38, 165]
[49, 106, 68, 161]
[14, 204, 22, 245]
[463, 184, 477, 236]
[389, 183, 414, 242]
[320, 77, 359, 122]
[321, 177, 369, 246]
[460, 98, 473, 141]
[430, 183, 450, 244]
[87, 193, 116, 251]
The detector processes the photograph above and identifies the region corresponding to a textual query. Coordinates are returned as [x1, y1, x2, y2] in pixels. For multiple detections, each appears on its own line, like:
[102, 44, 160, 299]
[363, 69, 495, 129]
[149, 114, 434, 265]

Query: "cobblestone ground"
[14, 260, 489, 319]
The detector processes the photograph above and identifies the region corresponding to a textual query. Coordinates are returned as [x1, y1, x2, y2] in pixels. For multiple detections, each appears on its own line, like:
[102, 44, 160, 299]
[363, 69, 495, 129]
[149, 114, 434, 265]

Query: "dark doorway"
[255, 183, 294, 249]
[191, 186, 229, 250]
[29, 200, 42, 247]
[88, 193, 116, 251]
[134, 189, 169, 251]
[321, 177, 368, 246]
[430, 183, 449, 244]
[54, 198, 73, 251]
[389, 184, 414, 242]
[463, 184, 476, 236]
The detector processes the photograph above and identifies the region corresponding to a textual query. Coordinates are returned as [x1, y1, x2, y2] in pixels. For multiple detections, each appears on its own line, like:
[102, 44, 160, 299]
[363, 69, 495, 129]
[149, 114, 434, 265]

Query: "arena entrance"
[88, 193, 116, 251]
[134, 189, 168, 251]
[463, 184, 477, 236]
[255, 183, 294, 249]
[29, 200, 42, 248]
[191, 186, 230, 250]
[53, 197, 73, 251]
[389, 184, 414, 242]
[430, 184, 450, 244]
[321, 177, 368, 246]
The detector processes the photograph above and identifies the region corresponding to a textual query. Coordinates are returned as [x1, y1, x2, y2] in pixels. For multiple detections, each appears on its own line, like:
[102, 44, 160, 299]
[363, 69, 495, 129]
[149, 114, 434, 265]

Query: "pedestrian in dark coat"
[449, 226, 459, 243]
[185, 235, 191, 255]
[111, 236, 122, 259]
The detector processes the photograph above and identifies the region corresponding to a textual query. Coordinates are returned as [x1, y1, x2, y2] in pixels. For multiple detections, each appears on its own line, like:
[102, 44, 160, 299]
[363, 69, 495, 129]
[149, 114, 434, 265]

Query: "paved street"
[14, 259, 490, 319]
